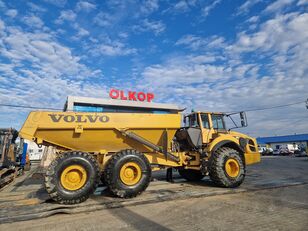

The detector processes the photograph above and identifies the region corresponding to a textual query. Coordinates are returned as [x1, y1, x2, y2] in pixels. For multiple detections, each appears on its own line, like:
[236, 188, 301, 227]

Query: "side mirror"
[240, 112, 247, 127]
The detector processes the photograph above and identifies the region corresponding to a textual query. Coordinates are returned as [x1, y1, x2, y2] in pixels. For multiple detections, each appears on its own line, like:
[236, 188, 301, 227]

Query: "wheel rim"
[60, 165, 87, 191]
[119, 162, 142, 186]
[225, 159, 240, 178]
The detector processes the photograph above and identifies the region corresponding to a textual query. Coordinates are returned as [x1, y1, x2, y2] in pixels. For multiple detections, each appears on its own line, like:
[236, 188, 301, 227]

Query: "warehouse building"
[64, 96, 183, 114]
[257, 134, 308, 153]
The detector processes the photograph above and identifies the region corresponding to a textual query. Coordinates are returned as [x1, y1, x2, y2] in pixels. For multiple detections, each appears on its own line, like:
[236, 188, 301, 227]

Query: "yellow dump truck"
[19, 96, 260, 204]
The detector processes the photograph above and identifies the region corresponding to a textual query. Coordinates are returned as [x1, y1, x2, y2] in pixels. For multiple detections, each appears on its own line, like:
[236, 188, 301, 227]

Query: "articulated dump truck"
[19, 98, 260, 204]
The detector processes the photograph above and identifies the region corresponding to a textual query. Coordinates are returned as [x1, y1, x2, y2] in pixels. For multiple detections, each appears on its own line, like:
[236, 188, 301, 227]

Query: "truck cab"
[176, 111, 260, 165]
[183, 112, 227, 144]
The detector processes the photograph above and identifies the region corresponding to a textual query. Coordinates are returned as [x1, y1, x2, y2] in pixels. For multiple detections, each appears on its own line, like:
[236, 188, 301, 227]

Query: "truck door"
[200, 113, 213, 144]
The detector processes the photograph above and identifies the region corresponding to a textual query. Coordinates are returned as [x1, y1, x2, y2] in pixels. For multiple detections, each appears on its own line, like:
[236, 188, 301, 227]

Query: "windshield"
[211, 114, 225, 130]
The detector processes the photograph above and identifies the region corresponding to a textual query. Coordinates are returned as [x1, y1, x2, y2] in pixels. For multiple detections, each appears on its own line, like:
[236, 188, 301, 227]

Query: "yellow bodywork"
[19, 111, 260, 170]
[207, 132, 260, 165]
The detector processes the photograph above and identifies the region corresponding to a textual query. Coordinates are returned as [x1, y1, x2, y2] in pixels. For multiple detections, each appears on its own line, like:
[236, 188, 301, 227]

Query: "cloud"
[5, 9, 18, 18]
[229, 12, 308, 54]
[140, 12, 308, 136]
[0, 25, 98, 79]
[166, 0, 198, 14]
[202, 0, 221, 17]
[176, 35, 226, 50]
[76, 1, 96, 12]
[0, 19, 5, 31]
[173, 1, 190, 12]
[297, 0, 308, 5]
[0, 75, 107, 129]
[236, 0, 263, 15]
[142, 62, 231, 86]
[70, 24, 90, 40]
[43, 0, 67, 7]
[0, 0, 6, 8]
[133, 19, 166, 36]
[27, 2, 47, 12]
[247, 15, 259, 23]
[77, 27, 89, 37]
[95, 41, 137, 56]
[55, 10, 76, 24]
[264, 0, 296, 13]
[0, 0, 307, 137]
[139, 0, 159, 15]
[176, 35, 204, 49]
[23, 15, 44, 28]
[93, 12, 114, 27]
[0, 20, 104, 129]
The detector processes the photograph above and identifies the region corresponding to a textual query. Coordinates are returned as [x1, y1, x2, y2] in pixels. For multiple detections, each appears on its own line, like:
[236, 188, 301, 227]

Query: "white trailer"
[271, 143, 299, 155]
[24, 140, 46, 161]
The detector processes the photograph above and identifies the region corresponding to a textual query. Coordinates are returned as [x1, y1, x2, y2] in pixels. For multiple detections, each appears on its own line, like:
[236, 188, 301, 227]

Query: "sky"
[0, 0, 307, 137]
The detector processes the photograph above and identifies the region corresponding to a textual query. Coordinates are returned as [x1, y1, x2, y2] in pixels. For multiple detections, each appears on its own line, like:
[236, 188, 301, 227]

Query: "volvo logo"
[48, 114, 110, 123]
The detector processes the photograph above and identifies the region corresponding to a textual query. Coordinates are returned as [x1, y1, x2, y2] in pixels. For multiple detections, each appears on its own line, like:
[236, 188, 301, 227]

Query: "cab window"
[201, 114, 210, 129]
[211, 114, 225, 129]
[184, 114, 199, 127]
[189, 114, 199, 127]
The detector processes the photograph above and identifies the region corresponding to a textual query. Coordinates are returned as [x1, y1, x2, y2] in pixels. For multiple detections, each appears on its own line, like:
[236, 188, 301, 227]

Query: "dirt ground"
[1, 156, 308, 231]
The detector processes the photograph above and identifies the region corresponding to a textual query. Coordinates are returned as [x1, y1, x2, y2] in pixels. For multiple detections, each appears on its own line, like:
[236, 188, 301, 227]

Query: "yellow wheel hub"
[60, 165, 87, 191]
[225, 159, 240, 178]
[120, 162, 142, 186]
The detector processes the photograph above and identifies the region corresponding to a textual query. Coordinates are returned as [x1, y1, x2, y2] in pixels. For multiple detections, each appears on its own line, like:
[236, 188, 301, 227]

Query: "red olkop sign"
[109, 89, 154, 102]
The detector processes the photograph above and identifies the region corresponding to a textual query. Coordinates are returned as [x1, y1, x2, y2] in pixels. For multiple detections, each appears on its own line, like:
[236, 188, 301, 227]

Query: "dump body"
[19, 111, 181, 153]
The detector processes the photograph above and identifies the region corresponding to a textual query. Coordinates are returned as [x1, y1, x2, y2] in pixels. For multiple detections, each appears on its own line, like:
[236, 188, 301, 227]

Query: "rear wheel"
[209, 147, 245, 188]
[104, 149, 151, 198]
[45, 151, 100, 204]
[178, 169, 204, 181]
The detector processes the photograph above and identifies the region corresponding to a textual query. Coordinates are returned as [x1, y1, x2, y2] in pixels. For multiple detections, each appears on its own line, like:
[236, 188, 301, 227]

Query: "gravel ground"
[1, 156, 308, 231]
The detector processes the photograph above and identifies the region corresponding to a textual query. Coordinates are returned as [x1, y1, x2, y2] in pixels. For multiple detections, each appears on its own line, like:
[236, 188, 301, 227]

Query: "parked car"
[278, 144, 298, 155]
[265, 148, 273, 155]
[279, 148, 291, 156]
[258, 147, 267, 155]
[294, 150, 307, 157]
[258, 147, 273, 156]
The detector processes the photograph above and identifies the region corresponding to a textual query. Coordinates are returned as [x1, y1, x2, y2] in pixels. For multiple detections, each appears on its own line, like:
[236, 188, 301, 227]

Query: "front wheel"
[209, 147, 245, 188]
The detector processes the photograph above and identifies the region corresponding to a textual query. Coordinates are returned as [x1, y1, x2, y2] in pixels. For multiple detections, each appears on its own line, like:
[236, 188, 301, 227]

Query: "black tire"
[100, 172, 107, 186]
[104, 149, 151, 198]
[209, 147, 245, 188]
[178, 169, 204, 181]
[45, 151, 100, 204]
